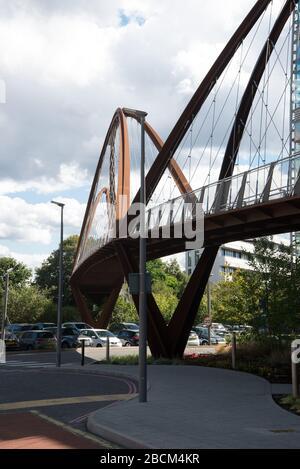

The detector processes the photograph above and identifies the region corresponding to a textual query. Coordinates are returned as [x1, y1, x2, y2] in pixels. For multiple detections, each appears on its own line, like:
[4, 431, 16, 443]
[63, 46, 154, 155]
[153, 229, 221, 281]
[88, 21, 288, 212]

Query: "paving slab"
[87, 365, 300, 449]
[0, 412, 104, 449]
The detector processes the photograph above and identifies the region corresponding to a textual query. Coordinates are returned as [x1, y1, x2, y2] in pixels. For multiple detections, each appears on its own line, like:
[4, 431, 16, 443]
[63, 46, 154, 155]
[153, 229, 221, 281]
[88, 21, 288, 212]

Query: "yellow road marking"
[30, 410, 119, 449]
[0, 393, 137, 411]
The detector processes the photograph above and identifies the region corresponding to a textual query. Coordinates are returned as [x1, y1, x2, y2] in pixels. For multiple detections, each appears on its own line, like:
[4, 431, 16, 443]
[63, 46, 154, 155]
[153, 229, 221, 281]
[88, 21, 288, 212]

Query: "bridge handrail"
[76, 154, 300, 267]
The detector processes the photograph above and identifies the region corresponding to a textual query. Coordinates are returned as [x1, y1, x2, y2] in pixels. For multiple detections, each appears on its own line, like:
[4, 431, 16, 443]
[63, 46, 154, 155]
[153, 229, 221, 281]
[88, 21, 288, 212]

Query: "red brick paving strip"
[0, 412, 103, 449]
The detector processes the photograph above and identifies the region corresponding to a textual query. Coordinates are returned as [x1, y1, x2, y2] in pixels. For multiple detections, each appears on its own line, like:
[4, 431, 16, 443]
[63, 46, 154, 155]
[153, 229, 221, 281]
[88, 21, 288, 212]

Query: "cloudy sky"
[0, 0, 288, 272]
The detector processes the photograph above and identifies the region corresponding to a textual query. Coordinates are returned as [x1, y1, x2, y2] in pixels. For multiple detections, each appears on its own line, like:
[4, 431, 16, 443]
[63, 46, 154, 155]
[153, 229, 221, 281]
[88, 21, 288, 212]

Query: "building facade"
[185, 241, 254, 283]
[185, 235, 290, 283]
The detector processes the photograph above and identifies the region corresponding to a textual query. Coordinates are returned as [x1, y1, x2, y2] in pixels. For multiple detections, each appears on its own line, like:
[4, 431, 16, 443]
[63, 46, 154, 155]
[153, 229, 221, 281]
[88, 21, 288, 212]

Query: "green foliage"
[0, 257, 31, 289]
[154, 291, 178, 323]
[208, 237, 300, 334]
[7, 285, 52, 323]
[40, 304, 81, 323]
[280, 396, 300, 414]
[110, 259, 187, 325]
[112, 295, 138, 324]
[212, 269, 261, 326]
[35, 235, 79, 307]
[96, 355, 182, 366]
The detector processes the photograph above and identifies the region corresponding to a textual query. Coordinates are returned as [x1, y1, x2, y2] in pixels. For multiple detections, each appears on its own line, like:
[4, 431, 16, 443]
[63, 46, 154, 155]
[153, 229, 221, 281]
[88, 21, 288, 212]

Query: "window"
[221, 266, 237, 275]
[222, 249, 242, 259]
[40, 332, 53, 338]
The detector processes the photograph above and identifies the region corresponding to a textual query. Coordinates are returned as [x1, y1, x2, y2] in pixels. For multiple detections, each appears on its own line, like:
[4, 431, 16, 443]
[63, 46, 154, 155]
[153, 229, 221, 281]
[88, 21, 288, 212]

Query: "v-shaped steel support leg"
[168, 246, 219, 357]
[115, 241, 172, 359]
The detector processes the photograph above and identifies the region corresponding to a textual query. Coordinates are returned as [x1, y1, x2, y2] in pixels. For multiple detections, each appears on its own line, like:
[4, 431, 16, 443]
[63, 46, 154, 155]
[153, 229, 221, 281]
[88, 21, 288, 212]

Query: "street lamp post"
[1, 269, 12, 341]
[207, 275, 213, 345]
[51, 201, 65, 368]
[139, 110, 148, 403]
[122, 107, 148, 403]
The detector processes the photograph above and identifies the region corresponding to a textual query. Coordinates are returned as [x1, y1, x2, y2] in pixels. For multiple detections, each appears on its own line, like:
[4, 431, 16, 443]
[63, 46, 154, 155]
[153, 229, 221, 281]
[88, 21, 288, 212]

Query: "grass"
[280, 395, 300, 415]
[96, 355, 183, 366]
[95, 336, 298, 384]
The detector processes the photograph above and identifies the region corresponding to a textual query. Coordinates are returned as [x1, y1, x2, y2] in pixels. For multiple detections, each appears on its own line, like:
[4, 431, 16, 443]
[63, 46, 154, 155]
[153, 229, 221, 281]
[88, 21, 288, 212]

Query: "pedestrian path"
[88, 365, 300, 449]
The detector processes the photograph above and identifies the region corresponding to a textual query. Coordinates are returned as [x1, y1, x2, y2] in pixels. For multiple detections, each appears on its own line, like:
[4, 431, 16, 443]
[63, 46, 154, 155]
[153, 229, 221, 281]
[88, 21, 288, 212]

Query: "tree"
[109, 259, 188, 325]
[0, 257, 31, 289]
[35, 235, 79, 307]
[211, 270, 261, 326]
[245, 237, 300, 333]
[112, 297, 138, 324]
[7, 285, 52, 324]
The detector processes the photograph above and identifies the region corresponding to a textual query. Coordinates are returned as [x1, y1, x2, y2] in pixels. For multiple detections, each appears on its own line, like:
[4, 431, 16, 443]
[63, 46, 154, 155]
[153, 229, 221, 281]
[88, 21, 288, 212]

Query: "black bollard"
[81, 339, 85, 366]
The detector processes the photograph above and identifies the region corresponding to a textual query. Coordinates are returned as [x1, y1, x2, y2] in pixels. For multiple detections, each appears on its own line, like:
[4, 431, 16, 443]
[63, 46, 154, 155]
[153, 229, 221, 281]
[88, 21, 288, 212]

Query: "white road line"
[1, 361, 55, 368]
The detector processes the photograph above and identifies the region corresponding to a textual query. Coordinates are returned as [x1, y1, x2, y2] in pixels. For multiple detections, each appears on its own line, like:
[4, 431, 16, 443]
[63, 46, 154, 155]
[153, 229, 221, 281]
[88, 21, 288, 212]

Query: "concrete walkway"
[87, 365, 300, 449]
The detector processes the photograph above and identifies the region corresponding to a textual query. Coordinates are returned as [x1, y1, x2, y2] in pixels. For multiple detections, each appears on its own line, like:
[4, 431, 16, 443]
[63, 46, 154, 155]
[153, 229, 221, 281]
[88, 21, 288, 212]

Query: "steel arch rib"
[122, 108, 194, 196]
[73, 108, 129, 269]
[167, 0, 297, 357]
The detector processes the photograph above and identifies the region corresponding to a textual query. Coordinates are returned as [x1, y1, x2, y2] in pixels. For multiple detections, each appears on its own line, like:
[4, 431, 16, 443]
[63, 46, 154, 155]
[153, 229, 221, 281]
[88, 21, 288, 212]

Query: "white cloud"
[0, 196, 86, 245]
[0, 244, 47, 271]
[0, 162, 89, 195]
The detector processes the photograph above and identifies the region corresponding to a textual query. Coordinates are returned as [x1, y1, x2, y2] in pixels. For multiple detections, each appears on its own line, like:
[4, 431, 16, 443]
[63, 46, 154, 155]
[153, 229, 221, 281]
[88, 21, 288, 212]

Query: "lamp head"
[51, 200, 65, 208]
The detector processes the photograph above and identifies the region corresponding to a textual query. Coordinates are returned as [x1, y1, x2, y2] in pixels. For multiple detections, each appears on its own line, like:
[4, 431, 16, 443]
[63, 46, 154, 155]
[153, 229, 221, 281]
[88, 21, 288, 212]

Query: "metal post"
[51, 201, 65, 368]
[207, 280, 212, 346]
[1, 273, 9, 341]
[292, 342, 299, 398]
[232, 332, 237, 370]
[106, 334, 110, 362]
[81, 340, 85, 367]
[139, 111, 148, 403]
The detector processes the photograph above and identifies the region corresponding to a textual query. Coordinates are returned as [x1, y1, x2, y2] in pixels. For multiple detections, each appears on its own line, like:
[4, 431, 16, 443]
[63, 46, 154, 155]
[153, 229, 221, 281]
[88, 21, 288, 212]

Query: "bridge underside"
[71, 194, 300, 358]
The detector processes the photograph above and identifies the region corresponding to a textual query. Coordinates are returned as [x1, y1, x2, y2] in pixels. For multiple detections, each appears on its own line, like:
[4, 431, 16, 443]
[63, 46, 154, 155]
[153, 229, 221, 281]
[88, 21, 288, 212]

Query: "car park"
[78, 329, 122, 348]
[19, 331, 57, 350]
[117, 329, 139, 346]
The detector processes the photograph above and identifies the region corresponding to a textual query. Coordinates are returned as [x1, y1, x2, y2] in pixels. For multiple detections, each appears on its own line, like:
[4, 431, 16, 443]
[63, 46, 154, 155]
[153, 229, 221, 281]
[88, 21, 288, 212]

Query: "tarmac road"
[0, 364, 137, 449]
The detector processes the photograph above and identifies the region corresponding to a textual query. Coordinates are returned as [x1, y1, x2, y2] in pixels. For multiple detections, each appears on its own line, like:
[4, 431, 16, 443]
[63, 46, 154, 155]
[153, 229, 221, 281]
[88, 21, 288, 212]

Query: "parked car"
[19, 331, 57, 350]
[187, 331, 200, 347]
[33, 322, 56, 330]
[6, 324, 35, 337]
[211, 323, 228, 337]
[117, 329, 139, 347]
[78, 329, 122, 348]
[192, 327, 219, 345]
[4, 332, 20, 350]
[45, 327, 80, 349]
[62, 322, 93, 333]
[110, 323, 139, 334]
